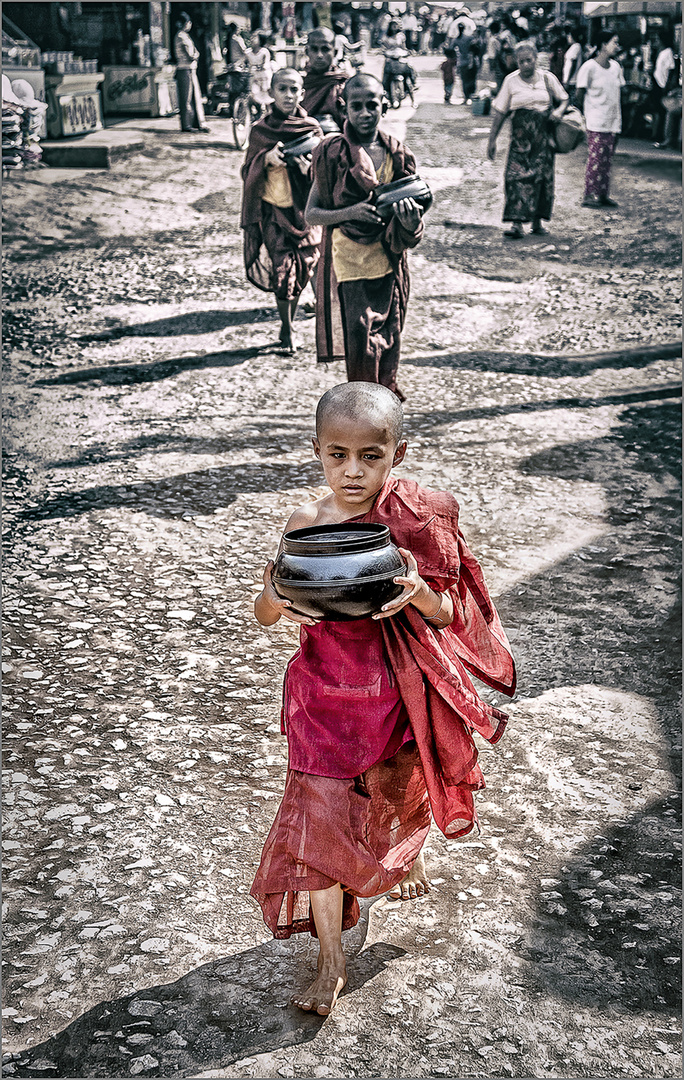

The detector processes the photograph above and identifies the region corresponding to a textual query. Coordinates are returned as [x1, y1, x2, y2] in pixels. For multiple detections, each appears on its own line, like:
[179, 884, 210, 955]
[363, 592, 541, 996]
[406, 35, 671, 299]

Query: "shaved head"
[342, 72, 384, 102]
[316, 383, 403, 444]
[270, 66, 303, 91]
[307, 27, 335, 45]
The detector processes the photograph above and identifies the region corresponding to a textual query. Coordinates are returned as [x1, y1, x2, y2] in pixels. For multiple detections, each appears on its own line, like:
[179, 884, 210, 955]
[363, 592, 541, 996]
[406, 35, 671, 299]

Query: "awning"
[584, 1, 681, 15]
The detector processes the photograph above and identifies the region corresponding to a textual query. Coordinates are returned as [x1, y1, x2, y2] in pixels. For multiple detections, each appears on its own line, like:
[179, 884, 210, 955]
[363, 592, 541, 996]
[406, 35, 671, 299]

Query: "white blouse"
[493, 70, 567, 115]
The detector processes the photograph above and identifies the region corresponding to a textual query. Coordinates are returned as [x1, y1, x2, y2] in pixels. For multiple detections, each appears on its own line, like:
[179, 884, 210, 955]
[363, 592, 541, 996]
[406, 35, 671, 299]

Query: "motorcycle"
[382, 50, 416, 108]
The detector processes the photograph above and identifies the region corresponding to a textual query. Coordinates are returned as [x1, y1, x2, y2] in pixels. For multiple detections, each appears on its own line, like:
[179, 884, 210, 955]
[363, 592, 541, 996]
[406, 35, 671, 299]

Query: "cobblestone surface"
[2, 60, 682, 1079]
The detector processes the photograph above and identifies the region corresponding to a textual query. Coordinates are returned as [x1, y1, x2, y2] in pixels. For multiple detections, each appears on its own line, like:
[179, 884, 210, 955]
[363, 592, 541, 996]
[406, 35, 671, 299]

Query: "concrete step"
[41, 128, 145, 168]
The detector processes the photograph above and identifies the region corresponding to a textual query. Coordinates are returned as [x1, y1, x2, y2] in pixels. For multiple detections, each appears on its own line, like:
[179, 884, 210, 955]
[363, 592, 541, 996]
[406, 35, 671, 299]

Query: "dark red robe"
[301, 67, 347, 129]
[240, 105, 323, 301]
[251, 478, 515, 938]
[311, 123, 423, 395]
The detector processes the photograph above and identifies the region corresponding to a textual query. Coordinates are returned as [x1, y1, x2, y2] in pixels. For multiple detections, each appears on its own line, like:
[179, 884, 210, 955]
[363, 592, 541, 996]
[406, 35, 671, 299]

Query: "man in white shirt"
[576, 30, 624, 208]
[562, 26, 583, 104]
[650, 30, 677, 143]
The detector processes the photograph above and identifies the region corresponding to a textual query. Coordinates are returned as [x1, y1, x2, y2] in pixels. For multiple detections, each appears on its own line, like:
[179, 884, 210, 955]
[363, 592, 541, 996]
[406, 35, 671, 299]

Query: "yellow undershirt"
[262, 164, 293, 209]
[332, 152, 394, 283]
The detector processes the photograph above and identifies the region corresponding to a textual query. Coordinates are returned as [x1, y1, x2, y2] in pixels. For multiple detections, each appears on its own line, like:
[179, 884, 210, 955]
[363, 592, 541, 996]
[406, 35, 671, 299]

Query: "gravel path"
[2, 60, 681, 1079]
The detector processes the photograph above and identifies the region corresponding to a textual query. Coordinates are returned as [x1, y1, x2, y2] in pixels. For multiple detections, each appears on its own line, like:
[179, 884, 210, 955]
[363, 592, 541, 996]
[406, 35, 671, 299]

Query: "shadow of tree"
[25, 461, 324, 522]
[6, 931, 406, 1077]
[521, 797, 681, 1011]
[404, 343, 682, 380]
[492, 397, 682, 1012]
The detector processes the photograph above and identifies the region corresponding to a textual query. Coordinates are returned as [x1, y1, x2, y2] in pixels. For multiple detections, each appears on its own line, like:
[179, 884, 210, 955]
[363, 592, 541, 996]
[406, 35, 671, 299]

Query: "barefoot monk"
[252, 384, 516, 1015]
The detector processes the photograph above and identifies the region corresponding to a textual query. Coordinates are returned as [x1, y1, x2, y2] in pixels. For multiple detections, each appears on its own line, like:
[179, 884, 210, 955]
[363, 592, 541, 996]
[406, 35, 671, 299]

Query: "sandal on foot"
[503, 225, 524, 239]
[531, 223, 548, 235]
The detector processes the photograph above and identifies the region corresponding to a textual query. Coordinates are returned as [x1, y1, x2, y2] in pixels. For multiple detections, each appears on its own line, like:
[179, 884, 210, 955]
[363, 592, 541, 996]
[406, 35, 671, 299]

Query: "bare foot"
[291, 954, 347, 1016]
[388, 850, 430, 900]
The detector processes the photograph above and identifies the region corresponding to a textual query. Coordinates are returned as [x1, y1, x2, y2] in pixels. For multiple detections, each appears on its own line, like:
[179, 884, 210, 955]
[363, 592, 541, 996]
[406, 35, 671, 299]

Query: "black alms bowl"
[272, 522, 406, 620]
[373, 174, 433, 220]
[314, 113, 340, 134]
[281, 132, 322, 161]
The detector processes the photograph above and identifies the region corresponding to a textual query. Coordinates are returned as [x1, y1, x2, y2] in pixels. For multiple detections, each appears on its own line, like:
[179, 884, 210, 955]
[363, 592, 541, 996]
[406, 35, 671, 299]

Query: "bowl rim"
[272, 563, 406, 590]
[281, 521, 395, 556]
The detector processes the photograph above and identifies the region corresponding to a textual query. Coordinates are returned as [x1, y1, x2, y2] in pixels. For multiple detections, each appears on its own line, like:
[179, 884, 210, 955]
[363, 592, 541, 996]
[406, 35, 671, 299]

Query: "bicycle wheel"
[232, 95, 251, 149]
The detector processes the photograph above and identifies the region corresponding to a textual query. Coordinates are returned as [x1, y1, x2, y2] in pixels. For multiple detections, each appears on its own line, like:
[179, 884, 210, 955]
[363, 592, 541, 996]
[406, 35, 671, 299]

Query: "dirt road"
[2, 60, 682, 1079]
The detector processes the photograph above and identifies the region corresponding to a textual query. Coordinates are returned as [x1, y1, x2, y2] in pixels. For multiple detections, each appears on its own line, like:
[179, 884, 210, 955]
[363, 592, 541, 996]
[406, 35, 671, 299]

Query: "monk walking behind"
[241, 68, 323, 354]
[305, 75, 424, 400]
[252, 383, 516, 1015]
[301, 27, 348, 130]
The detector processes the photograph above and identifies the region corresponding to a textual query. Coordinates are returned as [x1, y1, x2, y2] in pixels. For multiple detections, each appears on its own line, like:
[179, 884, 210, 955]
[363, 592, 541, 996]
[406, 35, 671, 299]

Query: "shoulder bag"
[543, 72, 586, 153]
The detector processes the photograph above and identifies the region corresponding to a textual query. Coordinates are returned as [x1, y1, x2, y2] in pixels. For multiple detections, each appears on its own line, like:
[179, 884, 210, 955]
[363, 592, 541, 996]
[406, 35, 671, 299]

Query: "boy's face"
[306, 37, 335, 72]
[344, 84, 383, 140]
[313, 415, 406, 513]
[271, 72, 303, 114]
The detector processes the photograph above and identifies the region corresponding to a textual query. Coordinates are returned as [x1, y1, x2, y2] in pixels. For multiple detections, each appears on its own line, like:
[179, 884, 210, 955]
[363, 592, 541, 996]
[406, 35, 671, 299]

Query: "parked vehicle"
[383, 53, 415, 108]
[205, 66, 253, 148]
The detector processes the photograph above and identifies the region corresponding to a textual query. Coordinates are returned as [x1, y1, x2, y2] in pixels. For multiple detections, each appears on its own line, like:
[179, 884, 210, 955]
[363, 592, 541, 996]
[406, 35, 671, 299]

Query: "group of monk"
[240, 27, 425, 401]
[237, 25, 519, 1023]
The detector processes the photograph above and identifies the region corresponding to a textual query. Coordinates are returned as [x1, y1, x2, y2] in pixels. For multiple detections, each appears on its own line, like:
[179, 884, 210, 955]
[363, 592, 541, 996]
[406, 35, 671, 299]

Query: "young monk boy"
[241, 67, 323, 354]
[305, 74, 424, 400]
[252, 382, 516, 1016]
[301, 27, 348, 130]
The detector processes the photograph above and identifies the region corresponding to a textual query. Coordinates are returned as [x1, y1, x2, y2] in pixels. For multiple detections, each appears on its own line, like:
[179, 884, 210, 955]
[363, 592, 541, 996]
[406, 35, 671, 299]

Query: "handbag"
[543, 73, 586, 153]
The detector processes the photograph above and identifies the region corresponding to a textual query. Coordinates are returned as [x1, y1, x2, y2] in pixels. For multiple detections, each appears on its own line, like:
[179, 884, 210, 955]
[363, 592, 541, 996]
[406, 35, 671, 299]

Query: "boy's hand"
[372, 548, 427, 620]
[260, 560, 319, 627]
[486, 140, 496, 162]
[294, 152, 313, 175]
[393, 196, 422, 231]
[265, 143, 286, 168]
[345, 195, 383, 226]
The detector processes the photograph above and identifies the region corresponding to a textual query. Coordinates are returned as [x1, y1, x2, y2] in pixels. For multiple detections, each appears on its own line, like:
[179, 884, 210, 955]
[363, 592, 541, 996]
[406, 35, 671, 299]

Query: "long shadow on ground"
[5, 933, 406, 1077]
[404, 342, 682, 379]
[35, 347, 265, 388]
[492, 397, 682, 1014]
[75, 308, 275, 342]
[48, 422, 313, 470]
[22, 461, 324, 523]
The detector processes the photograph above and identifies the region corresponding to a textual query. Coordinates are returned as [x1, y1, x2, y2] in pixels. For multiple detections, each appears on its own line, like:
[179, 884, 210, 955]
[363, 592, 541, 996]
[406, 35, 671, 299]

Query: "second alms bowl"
[281, 132, 322, 161]
[272, 522, 406, 620]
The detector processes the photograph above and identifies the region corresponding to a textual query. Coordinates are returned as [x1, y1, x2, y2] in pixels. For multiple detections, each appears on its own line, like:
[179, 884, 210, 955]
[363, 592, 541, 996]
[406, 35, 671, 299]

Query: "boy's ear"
[381, 97, 389, 115]
[312, 436, 321, 458]
[392, 440, 407, 467]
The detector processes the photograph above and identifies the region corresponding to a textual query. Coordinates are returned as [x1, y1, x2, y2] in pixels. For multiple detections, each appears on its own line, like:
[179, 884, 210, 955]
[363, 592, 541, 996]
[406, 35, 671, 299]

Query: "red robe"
[240, 105, 323, 301]
[301, 67, 347, 129]
[312, 124, 423, 392]
[251, 478, 515, 938]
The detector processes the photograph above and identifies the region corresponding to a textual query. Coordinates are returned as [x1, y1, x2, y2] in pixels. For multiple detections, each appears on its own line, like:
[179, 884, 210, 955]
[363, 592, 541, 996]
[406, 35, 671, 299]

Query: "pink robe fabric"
[250, 478, 516, 937]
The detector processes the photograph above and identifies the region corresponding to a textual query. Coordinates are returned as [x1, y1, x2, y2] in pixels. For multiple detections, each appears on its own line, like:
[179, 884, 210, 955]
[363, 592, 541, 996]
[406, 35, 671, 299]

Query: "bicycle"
[206, 66, 253, 149]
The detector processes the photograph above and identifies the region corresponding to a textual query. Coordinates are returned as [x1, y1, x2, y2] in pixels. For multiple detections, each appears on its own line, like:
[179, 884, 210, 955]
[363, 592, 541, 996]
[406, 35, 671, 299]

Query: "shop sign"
[105, 70, 155, 108]
[59, 92, 103, 134]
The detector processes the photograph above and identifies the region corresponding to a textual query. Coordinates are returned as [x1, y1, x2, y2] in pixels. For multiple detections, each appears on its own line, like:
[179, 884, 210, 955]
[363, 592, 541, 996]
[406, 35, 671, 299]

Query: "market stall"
[2, 15, 47, 137]
[44, 67, 105, 138]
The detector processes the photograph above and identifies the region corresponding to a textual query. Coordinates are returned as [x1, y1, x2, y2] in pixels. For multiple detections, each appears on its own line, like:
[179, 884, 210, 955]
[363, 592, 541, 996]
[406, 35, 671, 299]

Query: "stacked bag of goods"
[2, 103, 23, 172]
[2, 74, 47, 173]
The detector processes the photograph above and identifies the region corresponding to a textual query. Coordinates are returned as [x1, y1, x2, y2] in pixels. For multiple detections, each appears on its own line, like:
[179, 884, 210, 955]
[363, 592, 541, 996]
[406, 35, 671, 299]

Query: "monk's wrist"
[412, 580, 436, 616]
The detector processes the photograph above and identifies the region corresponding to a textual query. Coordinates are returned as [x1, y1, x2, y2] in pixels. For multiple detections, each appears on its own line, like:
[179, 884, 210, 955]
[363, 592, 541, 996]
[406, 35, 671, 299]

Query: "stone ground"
[2, 56, 682, 1080]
